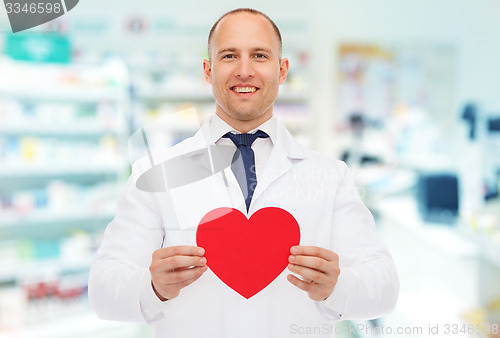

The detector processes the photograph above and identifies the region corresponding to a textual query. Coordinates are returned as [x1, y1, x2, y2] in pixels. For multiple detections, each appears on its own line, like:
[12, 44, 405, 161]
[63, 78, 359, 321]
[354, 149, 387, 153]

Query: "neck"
[216, 110, 273, 133]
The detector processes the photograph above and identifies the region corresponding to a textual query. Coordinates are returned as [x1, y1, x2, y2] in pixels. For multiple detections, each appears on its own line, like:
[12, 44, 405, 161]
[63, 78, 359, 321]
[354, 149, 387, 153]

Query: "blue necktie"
[223, 130, 269, 212]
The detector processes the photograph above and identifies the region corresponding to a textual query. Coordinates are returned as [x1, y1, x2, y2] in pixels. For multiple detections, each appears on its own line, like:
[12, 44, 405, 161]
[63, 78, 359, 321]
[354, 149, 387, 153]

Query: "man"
[89, 8, 399, 337]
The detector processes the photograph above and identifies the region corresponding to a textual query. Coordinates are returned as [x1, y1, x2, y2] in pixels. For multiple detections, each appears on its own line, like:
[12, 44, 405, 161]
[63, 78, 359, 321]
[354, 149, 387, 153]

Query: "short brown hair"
[207, 8, 282, 59]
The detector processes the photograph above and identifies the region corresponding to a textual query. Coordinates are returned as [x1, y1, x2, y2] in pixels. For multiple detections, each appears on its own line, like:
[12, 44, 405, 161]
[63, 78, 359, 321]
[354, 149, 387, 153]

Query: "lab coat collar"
[133, 114, 309, 199]
[209, 113, 278, 145]
[192, 114, 308, 161]
[189, 115, 309, 213]
[250, 122, 308, 208]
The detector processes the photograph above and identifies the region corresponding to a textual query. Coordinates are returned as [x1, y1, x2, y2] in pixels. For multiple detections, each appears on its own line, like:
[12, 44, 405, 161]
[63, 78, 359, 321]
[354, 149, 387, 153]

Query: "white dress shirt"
[211, 113, 276, 182]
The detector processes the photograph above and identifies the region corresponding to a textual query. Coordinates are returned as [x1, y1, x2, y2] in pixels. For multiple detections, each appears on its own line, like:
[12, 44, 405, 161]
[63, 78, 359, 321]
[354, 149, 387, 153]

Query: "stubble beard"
[215, 87, 277, 123]
[218, 100, 274, 123]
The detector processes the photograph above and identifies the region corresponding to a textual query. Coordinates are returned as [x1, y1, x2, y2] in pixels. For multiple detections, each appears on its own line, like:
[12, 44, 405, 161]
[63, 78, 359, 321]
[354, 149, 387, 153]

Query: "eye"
[254, 53, 267, 59]
[222, 54, 236, 59]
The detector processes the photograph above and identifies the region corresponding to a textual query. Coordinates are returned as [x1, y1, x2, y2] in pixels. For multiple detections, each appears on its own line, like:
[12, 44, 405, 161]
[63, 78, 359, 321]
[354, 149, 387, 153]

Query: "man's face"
[203, 13, 289, 129]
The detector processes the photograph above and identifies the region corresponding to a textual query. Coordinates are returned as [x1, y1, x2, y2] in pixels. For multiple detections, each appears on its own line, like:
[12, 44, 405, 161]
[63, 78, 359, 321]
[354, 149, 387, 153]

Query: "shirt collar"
[210, 113, 277, 145]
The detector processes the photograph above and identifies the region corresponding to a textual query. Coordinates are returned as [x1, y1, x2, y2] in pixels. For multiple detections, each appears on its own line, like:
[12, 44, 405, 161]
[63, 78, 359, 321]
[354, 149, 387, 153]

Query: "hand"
[149, 245, 208, 301]
[287, 246, 340, 301]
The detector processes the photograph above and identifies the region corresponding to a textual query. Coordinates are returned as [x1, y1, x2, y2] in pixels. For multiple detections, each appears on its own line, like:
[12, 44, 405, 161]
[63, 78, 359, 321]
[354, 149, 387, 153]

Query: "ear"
[279, 58, 289, 85]
[203, 59, 212, 84]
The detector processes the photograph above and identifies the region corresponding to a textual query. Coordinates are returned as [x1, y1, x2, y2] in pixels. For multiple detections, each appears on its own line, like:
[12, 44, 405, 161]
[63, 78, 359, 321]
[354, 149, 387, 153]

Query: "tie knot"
[223, 130, 269, 147]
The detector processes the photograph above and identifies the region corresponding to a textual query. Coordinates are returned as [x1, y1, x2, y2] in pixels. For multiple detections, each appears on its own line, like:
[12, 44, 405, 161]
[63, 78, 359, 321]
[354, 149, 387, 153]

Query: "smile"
[231, 86, 259, 93]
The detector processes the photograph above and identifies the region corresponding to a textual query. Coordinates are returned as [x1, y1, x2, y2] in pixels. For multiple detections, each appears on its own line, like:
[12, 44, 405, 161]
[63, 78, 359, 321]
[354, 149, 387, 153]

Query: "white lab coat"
[88, 115, 399, 338]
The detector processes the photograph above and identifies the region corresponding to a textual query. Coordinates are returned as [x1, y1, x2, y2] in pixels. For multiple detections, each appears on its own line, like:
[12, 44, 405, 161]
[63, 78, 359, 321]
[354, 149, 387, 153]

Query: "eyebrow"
[217, 47, 274, 55]
[217, 48, 237, 55]
[252, 48, 273, 54]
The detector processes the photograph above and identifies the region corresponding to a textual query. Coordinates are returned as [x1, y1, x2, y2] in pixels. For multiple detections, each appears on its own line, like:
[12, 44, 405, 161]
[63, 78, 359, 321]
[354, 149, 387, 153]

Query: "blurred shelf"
[0, 164, 127, 178]
[0, 213, 114, 241]
[0, 209, 115, 228]
[376, 195, 477, 255]
[375, 194, 500, 269]
[0, 125, 126, 136]
[459, 224, 500, 269]
[358, 167, 418, 197]
[0, 87, 127, 102]
[276, 93, 309, 103]
[0, 60, 130, 243]
[0, 256, 93, 283]
[136, 90, 213, 102]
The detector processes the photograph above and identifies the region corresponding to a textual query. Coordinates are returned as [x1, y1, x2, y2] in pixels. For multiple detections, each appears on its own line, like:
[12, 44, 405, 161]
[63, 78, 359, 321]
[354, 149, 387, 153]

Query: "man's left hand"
[287, 246, 340, 301]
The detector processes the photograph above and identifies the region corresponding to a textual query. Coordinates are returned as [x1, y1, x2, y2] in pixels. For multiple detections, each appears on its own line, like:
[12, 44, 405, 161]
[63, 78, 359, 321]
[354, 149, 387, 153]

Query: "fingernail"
[290, 247, 298, 254]
[201, 265, 208, 271]
[288, 264, 294, 270]
[287, 274, 292, 281]
[201, 257, 206, 264]
[289, 255, 295, 262]
[198, 248, 205, 256]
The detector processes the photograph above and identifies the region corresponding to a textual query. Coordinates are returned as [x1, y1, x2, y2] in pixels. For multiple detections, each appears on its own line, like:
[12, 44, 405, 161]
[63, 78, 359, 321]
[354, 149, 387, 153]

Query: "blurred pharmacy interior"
[0, 1, 499, 337]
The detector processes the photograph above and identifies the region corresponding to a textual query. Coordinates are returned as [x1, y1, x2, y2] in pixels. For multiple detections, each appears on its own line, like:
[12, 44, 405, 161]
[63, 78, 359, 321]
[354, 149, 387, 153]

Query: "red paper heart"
[196, 207, 300, 299]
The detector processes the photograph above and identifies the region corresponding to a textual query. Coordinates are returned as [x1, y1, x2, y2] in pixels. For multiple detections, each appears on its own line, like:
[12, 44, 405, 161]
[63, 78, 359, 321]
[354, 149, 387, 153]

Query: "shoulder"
[303, 147, 349, 172]
[302, 148, 351, 187]
[275, 120, 349, 176]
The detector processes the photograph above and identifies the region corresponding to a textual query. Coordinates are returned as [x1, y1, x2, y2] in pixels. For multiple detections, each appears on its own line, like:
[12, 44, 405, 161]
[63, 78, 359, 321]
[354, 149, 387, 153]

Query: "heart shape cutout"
[196, 207, 300, 299]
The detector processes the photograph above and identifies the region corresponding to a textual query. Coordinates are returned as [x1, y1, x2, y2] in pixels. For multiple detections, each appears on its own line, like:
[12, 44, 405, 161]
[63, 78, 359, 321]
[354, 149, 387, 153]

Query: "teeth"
[233, 87, 257, 93]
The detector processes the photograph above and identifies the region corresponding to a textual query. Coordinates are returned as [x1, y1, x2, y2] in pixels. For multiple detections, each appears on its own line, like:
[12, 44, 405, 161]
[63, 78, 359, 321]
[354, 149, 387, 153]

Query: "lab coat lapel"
[176, 119, 230, 175]
[167, 120, 244, 230]
[251, 144, 291, 206]
[250, 122, 308, 209]
[188, 120, 240, 192]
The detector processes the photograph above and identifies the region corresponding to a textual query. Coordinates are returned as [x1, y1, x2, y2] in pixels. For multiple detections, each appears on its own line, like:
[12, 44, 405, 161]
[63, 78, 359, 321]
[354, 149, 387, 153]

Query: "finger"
[170, 261, 210, 272]
[173, 266, 197, 272]
[287, 274, 315, 292]
[163, 256, 207, 271]
[164, 265, 208, 285]
[290, 246, 338, 262]
[150, 257, 206, 278]
[153, 246, 205, 260]
[287, 263, 325, 284]
[289, 255, 330, 274]
[152, 266, 207, 300]
[172, 270, 206, 290]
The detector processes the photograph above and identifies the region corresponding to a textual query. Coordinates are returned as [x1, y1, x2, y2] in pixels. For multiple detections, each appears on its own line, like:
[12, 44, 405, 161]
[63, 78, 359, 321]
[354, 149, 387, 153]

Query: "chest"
[159, 162, 338, 250]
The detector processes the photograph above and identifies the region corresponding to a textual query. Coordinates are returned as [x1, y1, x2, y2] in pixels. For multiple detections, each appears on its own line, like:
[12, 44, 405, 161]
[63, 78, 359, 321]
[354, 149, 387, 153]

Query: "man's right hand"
[149, 246, 207, 301]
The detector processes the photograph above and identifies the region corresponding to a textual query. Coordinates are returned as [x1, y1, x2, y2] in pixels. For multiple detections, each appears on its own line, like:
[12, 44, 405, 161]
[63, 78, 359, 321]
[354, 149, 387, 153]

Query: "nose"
[234, 56, 255, 79]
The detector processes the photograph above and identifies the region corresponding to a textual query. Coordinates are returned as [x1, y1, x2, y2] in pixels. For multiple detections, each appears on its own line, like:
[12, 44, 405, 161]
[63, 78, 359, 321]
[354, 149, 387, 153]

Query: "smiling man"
[203, 10, 288, 133]
[89, 8, 399, 338]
